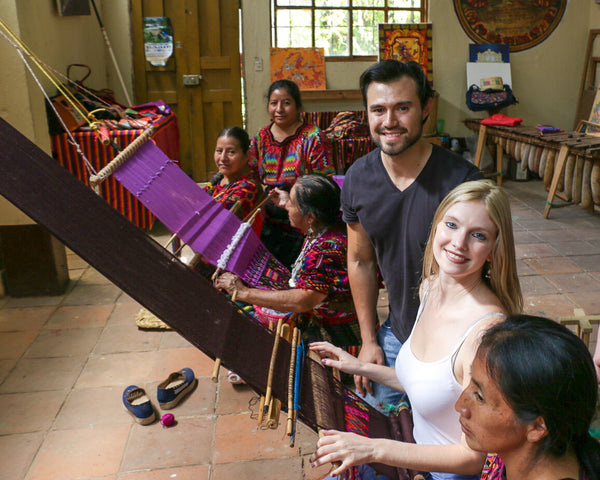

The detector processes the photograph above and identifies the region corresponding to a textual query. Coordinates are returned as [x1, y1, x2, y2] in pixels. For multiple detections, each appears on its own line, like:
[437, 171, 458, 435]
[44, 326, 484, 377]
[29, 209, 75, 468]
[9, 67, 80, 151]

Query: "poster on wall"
[453, 0, 566, 53]
[143, 17, 174, 67]
[270, 48, 326, 90]
[378, 23, 433, 85]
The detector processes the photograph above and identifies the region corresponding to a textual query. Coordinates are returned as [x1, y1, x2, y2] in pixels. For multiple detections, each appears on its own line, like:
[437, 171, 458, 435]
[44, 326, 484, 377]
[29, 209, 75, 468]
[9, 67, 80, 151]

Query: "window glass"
[272, 0, 426, 57]
[352, 9, 384, 56]
[315, 0, 349, 6]
[275, 9, 312, 48]
[316, 9, 350, 56]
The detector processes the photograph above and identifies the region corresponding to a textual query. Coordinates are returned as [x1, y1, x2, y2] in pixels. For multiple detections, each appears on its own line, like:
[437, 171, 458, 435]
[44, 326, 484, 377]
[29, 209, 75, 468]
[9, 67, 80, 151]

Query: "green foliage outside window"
[271, 0, 425, 57]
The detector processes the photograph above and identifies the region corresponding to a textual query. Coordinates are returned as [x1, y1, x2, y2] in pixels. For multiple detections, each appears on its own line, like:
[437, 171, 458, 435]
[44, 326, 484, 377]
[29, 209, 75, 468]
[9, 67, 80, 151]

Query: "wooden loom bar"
[287, 326, 299, 437]
[89, 125, 156, 191]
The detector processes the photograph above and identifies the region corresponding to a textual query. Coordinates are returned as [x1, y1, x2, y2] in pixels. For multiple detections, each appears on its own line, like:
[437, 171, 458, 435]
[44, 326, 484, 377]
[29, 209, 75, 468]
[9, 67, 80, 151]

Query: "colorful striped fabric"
[51, 112, 179, 229]
[204, 170, 265, 220]
[295, 230, 361, 349]
[248, 122, 334, 188]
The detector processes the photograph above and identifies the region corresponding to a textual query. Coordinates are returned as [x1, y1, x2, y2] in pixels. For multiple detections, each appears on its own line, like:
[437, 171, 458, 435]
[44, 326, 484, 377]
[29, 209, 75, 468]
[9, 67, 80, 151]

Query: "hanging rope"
[0, 23, 98, 175]
[0, 18, 127, 172]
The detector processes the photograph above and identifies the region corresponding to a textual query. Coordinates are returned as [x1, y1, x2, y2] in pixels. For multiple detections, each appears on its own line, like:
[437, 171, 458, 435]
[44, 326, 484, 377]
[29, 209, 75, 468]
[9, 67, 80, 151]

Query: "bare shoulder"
[454, 309, 506, 386]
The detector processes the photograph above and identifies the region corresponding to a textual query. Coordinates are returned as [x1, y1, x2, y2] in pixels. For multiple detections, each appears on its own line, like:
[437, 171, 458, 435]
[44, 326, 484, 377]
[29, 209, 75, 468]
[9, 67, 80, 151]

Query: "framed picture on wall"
[378, 23, 433, 85]
[270, 48, 326, 90]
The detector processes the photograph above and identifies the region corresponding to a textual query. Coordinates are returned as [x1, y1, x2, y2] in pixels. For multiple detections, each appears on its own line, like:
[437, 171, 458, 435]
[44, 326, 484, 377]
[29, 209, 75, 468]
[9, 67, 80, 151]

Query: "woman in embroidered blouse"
[214, 174, 359, 352]
[204, 126, 265, 220]
[456, 315, 600, 480]
[249, 79, 334, 268]
[309, 180, 522, 480]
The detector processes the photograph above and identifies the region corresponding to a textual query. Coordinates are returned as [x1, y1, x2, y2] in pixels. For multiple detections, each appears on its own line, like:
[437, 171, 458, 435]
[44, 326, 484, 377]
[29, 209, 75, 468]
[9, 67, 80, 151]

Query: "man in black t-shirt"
[342, 60, 482, 411]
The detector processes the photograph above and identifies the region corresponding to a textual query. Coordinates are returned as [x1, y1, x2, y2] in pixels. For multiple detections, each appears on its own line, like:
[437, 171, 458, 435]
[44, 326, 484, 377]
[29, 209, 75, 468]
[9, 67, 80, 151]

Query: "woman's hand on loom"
[310, 429, 376, 476]
[309, 341, 363, 376]
[214, 272, 246, 298]
[268, 187, 289, 208]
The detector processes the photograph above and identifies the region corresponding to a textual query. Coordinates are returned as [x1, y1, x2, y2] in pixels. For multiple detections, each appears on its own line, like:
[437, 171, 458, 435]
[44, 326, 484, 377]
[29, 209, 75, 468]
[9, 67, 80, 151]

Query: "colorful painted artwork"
[378, 23, 433, 84]
[453, 0, 566, 53]
[270, 48, 326, 90]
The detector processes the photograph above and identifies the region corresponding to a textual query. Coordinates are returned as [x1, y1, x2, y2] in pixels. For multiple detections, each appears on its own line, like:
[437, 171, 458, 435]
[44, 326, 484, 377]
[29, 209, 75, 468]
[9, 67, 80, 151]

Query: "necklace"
[289, 227, 327, 287]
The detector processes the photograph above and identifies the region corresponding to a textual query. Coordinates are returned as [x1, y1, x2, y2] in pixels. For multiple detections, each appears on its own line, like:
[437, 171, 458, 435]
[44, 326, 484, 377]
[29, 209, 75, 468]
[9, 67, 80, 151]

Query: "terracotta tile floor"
[1, 178, 600, 480]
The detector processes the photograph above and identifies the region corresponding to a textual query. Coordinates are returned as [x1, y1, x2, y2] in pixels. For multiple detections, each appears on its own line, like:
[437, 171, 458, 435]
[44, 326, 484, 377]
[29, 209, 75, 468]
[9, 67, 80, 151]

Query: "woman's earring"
[307, 225, 314, 237]
[485, 262, 492, 280]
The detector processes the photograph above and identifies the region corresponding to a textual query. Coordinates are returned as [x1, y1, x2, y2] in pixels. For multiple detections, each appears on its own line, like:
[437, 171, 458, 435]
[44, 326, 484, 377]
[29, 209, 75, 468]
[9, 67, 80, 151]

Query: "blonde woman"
[310, 180, 522, 480]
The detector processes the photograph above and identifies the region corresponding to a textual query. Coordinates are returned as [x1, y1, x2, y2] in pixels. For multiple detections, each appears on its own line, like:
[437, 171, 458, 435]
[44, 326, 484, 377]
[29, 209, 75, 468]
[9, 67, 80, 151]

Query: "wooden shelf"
[301, 89, 362, 101]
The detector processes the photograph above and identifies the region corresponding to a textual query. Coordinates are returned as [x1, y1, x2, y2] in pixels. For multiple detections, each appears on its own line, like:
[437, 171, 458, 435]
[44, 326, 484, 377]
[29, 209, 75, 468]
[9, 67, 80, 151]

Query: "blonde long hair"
[421, 180, 523, 315]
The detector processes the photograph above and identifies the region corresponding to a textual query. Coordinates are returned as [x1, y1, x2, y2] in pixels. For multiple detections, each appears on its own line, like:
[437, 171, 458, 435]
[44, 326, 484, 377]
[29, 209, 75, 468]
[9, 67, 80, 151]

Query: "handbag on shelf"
[466, 83, 518, 112]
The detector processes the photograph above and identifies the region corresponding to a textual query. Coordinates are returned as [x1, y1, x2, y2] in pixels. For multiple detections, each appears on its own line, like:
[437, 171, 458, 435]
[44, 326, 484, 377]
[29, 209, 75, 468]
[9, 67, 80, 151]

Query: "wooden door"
[131, 0, 242, 181]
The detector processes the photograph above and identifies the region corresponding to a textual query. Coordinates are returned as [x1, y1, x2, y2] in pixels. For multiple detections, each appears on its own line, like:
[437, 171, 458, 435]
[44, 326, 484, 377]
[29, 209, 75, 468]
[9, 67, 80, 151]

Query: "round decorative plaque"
[453, 0, 567, 52]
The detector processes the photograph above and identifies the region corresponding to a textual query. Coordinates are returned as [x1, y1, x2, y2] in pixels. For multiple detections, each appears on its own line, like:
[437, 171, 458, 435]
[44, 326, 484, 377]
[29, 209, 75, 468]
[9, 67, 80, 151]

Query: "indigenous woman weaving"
[215, 173, 360, 352]
[248, 79, 334, 268]
[456, 315, 600, 480]
[309, 180, 523, 480]
[204, 126, 265, 221]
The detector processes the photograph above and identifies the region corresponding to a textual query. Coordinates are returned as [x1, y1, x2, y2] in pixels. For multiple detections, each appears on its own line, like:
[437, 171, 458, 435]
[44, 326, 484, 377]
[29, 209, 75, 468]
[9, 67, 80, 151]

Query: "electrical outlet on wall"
[254, 57, 263, 72]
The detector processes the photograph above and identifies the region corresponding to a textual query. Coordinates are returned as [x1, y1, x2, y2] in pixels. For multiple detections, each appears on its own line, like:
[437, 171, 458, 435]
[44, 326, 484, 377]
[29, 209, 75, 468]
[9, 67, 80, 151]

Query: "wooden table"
[464, 119, 600, 218]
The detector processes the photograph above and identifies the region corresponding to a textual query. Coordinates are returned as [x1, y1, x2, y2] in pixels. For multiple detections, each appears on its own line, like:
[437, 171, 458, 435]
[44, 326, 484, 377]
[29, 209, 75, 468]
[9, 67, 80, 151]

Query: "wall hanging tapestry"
[379, 23, 433, 84]
[453, 0, 567, 53]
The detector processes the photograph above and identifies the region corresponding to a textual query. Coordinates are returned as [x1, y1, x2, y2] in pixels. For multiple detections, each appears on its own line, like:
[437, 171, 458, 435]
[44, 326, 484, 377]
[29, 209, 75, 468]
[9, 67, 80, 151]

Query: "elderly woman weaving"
[215, 173, 360, 353]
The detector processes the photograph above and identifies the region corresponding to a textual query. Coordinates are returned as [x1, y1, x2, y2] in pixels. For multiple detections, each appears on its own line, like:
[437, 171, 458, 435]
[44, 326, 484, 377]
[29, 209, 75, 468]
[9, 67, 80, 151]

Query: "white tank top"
[395, 288, 504, 446]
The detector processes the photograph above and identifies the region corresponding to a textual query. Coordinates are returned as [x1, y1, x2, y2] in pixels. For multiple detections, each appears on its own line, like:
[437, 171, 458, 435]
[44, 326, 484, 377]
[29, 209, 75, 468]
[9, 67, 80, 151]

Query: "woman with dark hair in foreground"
[456, 315, 600, 480]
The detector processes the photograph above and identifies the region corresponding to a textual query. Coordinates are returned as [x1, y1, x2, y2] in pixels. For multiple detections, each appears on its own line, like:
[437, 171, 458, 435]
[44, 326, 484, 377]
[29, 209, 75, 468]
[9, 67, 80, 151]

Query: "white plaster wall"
[101, 1, 134, 105]
[0, 0, 118, 225]
[0, 0, 35, 224]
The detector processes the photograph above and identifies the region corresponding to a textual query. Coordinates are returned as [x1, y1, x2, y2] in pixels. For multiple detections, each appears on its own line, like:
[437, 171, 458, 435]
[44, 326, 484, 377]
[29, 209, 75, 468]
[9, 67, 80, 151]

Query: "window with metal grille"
[271, 1, 427, 59]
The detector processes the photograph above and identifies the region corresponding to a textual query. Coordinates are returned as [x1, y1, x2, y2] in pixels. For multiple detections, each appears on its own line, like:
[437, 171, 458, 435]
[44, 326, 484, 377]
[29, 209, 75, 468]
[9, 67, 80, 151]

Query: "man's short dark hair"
[359, 59, 434, 110]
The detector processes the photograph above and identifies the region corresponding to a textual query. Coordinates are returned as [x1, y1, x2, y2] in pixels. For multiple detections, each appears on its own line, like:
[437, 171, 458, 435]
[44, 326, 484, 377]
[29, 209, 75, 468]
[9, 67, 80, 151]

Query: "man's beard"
[373, 127, 421, 157]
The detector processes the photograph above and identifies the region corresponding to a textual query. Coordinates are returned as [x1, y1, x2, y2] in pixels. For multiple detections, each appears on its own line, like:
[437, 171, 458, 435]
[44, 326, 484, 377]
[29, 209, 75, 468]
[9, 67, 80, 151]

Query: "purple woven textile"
[113, 140, 290, 288]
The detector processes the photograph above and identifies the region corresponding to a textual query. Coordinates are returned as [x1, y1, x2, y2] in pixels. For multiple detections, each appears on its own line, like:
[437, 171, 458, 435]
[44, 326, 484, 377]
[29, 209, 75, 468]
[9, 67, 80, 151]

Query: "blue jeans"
[358, 319, 408, 414]
[430, 473, 479, 480]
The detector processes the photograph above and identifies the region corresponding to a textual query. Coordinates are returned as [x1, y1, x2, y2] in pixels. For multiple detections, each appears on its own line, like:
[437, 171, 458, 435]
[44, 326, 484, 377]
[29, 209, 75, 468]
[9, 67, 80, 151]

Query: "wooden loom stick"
[89, 125, 155, 192]
[267, 322, 290, 429]
[287, 326, 299, 436]
[211, 358, 221, 383]
[243, 195, 270, 223]
[257, 394, 266, 425]
[259, 317, 283, 424]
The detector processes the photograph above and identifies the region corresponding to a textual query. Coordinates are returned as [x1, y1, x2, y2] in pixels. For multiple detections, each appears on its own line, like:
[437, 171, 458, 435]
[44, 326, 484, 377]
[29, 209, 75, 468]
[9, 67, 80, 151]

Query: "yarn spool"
[160, 413, 175, 427]
[543, 149, 556, 190]
[582, 159, 593, 210]
[572, 156, 584, 205]
[591, 159, 600, 205]
[563, 154, 575, 201]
